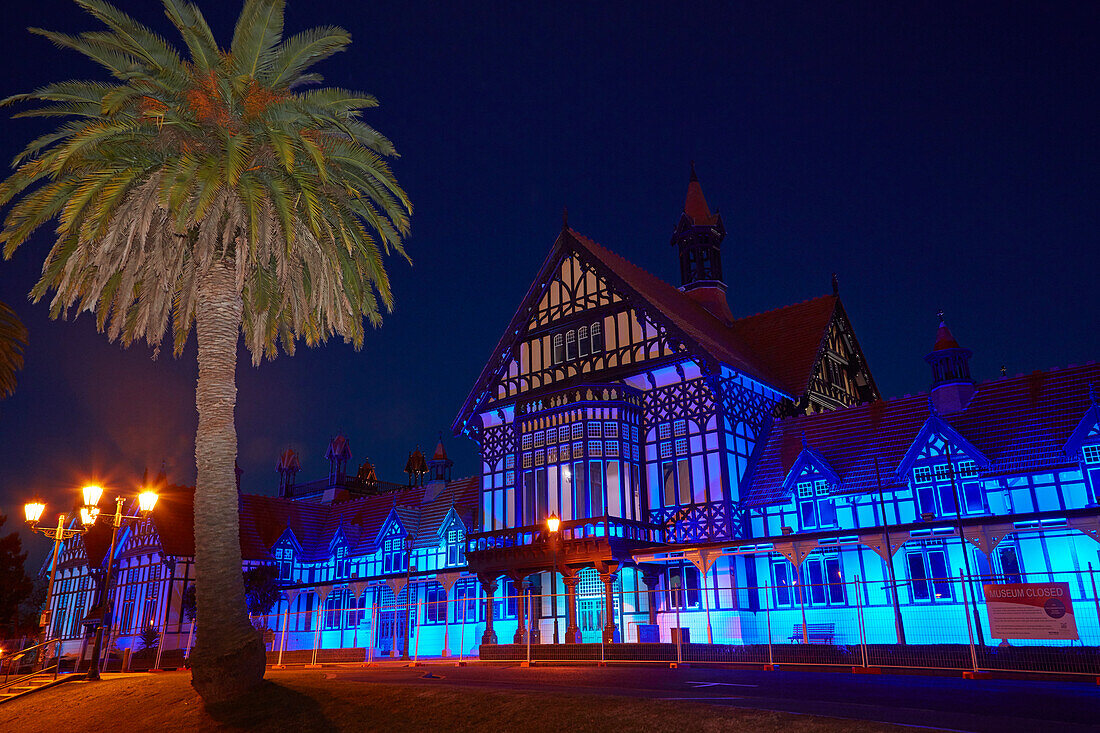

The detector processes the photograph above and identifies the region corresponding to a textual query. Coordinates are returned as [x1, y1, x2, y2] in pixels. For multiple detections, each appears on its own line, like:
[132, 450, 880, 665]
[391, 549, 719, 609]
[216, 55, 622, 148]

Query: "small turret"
[671, 163, 733, 323]
[924, 311, 975, 415]
[326, 435, 352, 483]
[424, 435, 454, 501]
[405, 446, 428, 487]
[277, 448, 301, 496]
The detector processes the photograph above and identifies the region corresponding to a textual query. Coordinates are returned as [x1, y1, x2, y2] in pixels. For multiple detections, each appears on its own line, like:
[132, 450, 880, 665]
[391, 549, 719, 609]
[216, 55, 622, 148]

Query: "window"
[913, 466, 932, 484]
[796, 480, 835, 529]
[535, 449, 545, 466]
[604, 440, 619, 457]
[572, 422, 584, 439]
[522, 453, 532, 468]
[588, 440, 603, 457]
[906, 545, 952, 602]
[772, 562, 795, 607]
[560, 443, 571, 461]
[534, 430, 545, 448]
[558, 425, 570, 442]
[673, 419, 687, 437]
[587, 422, 602, 438]
[957, 460, 978, 478]
[1083, 444, 1100, 465]
[996, 545, 1023, 584]
[802, 555, 846, 605]
[446, 526, 464, 566]
[566, 330, 577, 360]
[521, 433, 533, 450]
[553, 334, 564, 364]
[631, 424, 639, 443]
[591, 322, 603, 352]
[547, 446, 557, 463]
[675, 437, 688, 455]
[425, 586, 447, 624]
[505, 454, 515, 469]
[659, 423, 672, 440]
[383, 536, 407, 574]
[505, 470, 515, 485]
[666, 565, 699, 609]
[659, 442, 673, 459]
[604, 422, 618, 438]
[324, 591, 344, 628]
[578, 326, 589, 357]
[914, 461, 984, 516]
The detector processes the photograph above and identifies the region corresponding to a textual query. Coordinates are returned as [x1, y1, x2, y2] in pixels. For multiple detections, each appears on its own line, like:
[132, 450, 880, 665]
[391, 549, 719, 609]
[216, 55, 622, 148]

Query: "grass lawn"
[0, 669, 923, 732]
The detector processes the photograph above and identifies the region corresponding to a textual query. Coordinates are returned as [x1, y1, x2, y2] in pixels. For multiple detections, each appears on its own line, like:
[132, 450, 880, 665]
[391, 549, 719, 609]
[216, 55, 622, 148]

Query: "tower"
[276, 448, 301, 496]
[925, 311, 975, 415]
[671, 163, 734, 322]
[424, 436, 454, 501]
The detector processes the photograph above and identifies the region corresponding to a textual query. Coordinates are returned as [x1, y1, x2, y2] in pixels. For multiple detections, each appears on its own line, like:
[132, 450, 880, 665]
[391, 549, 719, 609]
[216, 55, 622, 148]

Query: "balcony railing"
[466, 515, 661, 553]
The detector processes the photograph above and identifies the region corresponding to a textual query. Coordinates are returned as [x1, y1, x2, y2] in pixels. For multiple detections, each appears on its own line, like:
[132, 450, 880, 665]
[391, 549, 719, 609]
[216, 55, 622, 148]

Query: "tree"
[139, 624, 160, 656]
[0, 0, 411, 702]
[0, 513, 33, 636]
[0, 301, 27, 400]
[242, 565, 281, 622]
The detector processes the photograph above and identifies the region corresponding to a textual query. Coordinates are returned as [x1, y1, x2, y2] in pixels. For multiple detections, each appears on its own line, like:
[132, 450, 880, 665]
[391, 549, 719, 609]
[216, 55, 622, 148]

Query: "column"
[641, 568, 662, 627]
[599, 570, 619, 644]
[526, 576, 542, 644]
[562, 573, 581, 644]
[512, 575, 528, 645]
[479, 575, 498, 645]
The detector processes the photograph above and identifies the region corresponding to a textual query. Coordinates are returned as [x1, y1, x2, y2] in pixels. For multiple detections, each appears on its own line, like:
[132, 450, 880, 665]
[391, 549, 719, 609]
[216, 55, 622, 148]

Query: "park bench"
[788, 623, 835, 644]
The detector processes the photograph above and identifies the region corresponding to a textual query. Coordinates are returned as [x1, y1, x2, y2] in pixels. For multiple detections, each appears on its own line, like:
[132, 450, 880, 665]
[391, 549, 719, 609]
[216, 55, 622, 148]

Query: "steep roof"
[454, 225, 855, 432]
[743, 362, 1100, 507]
[146, 477, 480, 564]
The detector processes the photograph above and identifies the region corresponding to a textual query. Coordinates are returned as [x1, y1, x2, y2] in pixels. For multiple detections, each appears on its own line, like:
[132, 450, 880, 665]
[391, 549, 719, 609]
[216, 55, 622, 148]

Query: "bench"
[788, 623, 835, 644]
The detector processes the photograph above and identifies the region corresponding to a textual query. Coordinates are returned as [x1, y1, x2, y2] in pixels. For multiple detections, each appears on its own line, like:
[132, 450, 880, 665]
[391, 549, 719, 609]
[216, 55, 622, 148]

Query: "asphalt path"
[312, 664, 1100, 732]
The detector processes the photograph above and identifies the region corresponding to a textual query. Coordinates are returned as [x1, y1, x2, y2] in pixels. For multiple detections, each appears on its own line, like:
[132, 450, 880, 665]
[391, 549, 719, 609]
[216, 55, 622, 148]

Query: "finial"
[690, 160, 698, 182]
[801, 431, 807, 449]
[1000, 364, 1007, 377]
[831, 272, 839, 296]
[937, 309, 945, 325]
[562, 206, 568, 230]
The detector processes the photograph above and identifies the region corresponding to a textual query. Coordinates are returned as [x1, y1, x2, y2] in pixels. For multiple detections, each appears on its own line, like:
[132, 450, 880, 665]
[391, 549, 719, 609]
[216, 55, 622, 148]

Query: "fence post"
[1088, 563, 1100, 651]
[414, 601, 422, 665]
[458, 591, 466, 665]
[311, 604, 322, 667]
[855, 575, 867, 668]
[765, 583, 773, 668]
[674, 589, 682, 665]
[959, 570, 978, 672]
[366, 602, 377, 666]
[526, 590, 532, 666]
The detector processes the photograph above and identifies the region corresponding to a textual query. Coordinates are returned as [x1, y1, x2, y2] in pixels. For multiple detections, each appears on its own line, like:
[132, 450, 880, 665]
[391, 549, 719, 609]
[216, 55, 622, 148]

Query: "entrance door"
[578, 599, 603, 642]
[376, 609, 407, 656]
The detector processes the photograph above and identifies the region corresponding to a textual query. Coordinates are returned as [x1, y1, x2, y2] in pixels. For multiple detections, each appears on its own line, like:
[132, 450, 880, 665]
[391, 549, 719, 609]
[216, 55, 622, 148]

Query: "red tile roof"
[146, 478, 480, 563]
[932, 320, 963, 351]
[743, 363, 1100, 507]
[730, 295, 839, 397]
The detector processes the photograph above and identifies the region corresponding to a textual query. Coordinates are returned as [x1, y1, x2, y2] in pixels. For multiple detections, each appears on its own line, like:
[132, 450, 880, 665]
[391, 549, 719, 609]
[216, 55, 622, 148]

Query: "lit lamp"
[546, 513, 561, 644]
[24, 498, 45, 526]
[23, 483, 160, 682]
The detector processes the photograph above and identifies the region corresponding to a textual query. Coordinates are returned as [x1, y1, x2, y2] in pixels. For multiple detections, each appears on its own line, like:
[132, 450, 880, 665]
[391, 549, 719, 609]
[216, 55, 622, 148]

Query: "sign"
[983, 582, 1078, 640]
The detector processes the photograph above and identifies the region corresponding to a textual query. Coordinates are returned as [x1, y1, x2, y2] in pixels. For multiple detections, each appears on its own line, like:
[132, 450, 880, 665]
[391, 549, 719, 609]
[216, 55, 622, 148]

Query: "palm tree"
[0, 0, 410, 701]
[0, 301, 27, 400]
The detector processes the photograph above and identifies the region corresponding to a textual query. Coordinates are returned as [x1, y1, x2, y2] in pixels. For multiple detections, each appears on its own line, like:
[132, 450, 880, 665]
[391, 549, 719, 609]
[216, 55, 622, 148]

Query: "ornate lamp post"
[546, 513, 560, 644]
[25, 485, 158, 681]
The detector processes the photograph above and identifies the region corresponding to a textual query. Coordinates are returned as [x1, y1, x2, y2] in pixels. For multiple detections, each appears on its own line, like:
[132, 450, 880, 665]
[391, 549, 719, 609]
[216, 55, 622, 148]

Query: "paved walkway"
[295, 664, 1100, 732]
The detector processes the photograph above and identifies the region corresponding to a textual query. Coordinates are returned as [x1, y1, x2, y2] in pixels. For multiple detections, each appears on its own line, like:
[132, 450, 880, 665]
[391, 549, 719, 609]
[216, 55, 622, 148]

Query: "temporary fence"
[27, 566, 1100, 677]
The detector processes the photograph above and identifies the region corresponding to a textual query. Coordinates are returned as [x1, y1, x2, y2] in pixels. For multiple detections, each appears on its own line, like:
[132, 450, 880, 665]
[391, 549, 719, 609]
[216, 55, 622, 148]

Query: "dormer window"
[1083, 444, 1100, 464]
[1082, 444, 1100, 503]
[796, 479, 836, 529]
[912, 460, 984, 517]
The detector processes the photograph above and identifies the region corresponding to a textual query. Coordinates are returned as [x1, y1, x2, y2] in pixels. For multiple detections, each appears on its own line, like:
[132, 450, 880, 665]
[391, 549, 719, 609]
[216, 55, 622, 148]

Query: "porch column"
[599, 569, 620, 644]
[562, 572, 582, 644]
[525, 576, 542, 644]
[511, 574, 528, 645]
[479, 575, 498, 645]
[641, 567, 662, 626]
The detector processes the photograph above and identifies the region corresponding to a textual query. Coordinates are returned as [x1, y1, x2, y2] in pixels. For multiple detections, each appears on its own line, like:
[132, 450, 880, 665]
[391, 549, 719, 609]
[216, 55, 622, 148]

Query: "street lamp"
[24, 484, 159, 681]
[546, 513, 560, 644]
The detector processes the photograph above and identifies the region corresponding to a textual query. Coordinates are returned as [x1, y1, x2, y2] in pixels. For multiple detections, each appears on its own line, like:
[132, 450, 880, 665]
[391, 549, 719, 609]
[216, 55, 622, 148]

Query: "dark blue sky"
[1, 1, 1098, 564]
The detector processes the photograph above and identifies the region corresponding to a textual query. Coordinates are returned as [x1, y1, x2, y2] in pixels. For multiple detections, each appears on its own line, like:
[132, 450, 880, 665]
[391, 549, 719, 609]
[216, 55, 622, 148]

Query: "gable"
[530, 254, 623, 328]
[782, 446, 841, 494]
[895, 416, 990, 482]
[1063, 404, 1100, 459]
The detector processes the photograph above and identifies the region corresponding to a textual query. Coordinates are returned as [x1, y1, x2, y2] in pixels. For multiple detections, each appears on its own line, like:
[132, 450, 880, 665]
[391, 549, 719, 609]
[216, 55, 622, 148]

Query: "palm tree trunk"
[189, 261, 265, 703]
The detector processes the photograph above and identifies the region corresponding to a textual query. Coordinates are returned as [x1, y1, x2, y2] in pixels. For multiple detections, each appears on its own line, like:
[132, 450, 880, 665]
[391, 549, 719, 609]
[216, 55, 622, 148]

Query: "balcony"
[464, 515, 663, 577]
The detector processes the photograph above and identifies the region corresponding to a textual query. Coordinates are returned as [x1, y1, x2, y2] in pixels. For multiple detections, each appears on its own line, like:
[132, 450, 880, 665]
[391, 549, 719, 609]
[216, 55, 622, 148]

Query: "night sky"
[1, 1, 1097, 567]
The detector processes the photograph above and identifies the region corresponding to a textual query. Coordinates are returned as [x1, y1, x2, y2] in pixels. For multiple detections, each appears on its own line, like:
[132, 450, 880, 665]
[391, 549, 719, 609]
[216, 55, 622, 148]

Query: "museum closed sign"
[983, 582, 1078, 640]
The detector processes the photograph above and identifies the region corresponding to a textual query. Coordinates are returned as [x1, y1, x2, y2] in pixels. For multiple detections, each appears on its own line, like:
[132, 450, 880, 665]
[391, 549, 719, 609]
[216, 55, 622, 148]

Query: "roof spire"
[831, 272, 839, 296]
[690, 160, 698, 182]
[562, 206, 568, 230]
